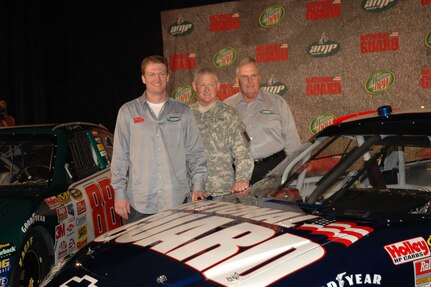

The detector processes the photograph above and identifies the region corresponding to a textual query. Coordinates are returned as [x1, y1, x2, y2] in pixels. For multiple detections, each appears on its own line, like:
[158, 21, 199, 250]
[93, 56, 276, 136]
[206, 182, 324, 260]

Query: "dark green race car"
[0, 122, 122, 287]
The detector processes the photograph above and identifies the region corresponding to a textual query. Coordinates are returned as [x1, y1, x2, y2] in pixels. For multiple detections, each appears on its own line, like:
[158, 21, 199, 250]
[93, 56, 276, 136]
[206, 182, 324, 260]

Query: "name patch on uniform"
[167, 115, 181, 122]
[133, 117, 145, 124]
[260, 109, 274, 114]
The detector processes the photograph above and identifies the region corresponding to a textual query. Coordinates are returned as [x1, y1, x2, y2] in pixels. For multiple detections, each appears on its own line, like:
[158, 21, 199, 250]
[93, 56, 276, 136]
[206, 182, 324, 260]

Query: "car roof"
[318, 107, 431, 137]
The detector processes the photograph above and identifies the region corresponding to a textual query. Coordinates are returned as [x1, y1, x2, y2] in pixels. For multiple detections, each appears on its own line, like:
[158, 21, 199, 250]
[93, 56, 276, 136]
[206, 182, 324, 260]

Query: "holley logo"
[172, 85, 196, 104]
[213, 47, 236, 68]
[384, 237, 430, 265]
[259, 5, 285, 28]
[168, 19, 194, 36]
[309, 113, 337, 134]
[361, 0, 398, 12]
[364, 70, 395, 94]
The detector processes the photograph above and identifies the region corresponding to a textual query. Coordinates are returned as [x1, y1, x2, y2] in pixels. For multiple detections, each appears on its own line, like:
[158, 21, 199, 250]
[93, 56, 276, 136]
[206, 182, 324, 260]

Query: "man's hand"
[231, 180, 250, 198]
[115, 198, 131, 219]
[192, 190, 207, 201]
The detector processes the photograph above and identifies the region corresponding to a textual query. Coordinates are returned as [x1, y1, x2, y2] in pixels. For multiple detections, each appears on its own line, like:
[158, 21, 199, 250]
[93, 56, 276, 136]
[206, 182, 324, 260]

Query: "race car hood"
[43, 199, 384, 287]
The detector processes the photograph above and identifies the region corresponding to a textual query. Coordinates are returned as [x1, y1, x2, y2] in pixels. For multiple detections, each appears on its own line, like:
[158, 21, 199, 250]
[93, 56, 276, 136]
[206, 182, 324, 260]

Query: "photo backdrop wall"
[161, 0, 431, 141]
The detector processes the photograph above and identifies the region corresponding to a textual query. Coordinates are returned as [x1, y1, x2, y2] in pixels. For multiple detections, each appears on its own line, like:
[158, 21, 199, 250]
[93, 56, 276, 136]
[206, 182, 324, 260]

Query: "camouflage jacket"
[191, 101, 253, 196]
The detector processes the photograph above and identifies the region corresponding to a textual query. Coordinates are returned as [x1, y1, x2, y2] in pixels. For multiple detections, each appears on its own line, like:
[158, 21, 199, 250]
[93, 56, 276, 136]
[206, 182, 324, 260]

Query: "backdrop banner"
[161, 0, 431, 141]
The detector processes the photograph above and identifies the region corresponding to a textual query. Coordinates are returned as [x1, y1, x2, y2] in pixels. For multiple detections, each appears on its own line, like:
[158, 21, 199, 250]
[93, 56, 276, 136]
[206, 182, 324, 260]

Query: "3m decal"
[384, 237, 430, 265]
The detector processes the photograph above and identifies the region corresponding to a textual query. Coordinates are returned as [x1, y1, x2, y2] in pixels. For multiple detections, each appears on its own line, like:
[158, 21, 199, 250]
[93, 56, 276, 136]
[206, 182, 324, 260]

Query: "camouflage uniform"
[191, 101, 253, 197]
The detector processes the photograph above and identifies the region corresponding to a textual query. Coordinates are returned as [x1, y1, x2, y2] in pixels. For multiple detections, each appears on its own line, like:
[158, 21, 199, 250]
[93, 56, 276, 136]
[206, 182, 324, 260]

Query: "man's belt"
[254, 150, 286, 165]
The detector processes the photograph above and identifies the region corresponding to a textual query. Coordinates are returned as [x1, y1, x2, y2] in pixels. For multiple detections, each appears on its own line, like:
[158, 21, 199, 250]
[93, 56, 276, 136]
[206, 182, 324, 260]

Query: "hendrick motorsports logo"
[425, 30, 431, 48]
[308, 32, 340, 57]
[213, 47, 236, 68]
[309, 113, 337, 134]
[364, 70, 395, 94]
[172, 85, 196, 104]
[168, 19, 194, 36]
[259, 5, 285, 28]
[361, 0, 398, 12]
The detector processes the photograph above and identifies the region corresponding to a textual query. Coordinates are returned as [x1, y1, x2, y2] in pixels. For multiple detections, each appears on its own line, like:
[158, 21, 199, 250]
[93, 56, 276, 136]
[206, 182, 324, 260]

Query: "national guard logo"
[364, 70, 395, 94]
[361, 0, 398, 12]
[213, 47, 236, 68]
[310, 113, 337, 134]
[259, 5, 285, 28]
[172, 85, 196, 104]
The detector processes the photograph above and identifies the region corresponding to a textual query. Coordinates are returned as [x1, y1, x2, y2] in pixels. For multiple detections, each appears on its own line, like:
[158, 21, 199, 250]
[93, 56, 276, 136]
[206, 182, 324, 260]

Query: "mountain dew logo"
[213, 47, 236, 68]
[172, 85, 196, 104]
[364, 70, 395, 94]
[425, 30, 431, 48]
[261, 81, 288, 96]
[259, 5, 285, 28]
[307, 40, 340, 57]
[169, 20, 194, 36]
[310, 113, 337, 134]
[361, 0, 398, 12]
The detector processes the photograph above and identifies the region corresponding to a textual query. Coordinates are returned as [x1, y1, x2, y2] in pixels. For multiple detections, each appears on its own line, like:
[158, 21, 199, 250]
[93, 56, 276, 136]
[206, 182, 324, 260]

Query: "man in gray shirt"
[111, 55, 207, 223]
[224, 57, 301, 184]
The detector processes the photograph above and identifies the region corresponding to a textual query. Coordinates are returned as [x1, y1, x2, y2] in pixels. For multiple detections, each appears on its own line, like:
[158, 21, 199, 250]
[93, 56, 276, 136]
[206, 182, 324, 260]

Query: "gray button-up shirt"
[111, 93, 207, 214]
[224, 90, 301, 160]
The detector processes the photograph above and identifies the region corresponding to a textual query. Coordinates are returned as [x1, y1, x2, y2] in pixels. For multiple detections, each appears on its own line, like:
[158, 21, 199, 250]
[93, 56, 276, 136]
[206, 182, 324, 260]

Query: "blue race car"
[41, 107, 431, 286]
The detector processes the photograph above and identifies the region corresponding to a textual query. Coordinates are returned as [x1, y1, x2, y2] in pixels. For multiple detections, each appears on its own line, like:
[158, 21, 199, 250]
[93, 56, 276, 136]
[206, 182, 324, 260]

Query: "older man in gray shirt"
[111, 55, 207, 223]
[225, 57, 301, 184]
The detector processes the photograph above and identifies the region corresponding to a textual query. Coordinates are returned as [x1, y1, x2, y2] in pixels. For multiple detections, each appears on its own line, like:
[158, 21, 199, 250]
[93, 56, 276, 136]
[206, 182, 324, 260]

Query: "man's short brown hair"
[140, 55, 169, 75]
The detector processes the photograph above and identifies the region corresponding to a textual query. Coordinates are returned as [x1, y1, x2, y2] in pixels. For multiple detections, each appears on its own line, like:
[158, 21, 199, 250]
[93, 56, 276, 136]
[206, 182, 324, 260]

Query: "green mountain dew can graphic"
[425, 30, 431, 48]
[213, 47, 237, 68]
[364, 70, 395, 94]
[168, 21, 194, 36]
[361, 0, 398, 12]
[172, 85, 196, 104]
[310, 113, 337, 134]
[261, 81, 288, 96]
[259, 5, 285, 28]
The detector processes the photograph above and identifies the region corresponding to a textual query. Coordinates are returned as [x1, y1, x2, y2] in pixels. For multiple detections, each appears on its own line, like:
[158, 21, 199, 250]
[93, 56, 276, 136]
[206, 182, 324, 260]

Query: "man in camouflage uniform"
[191, 68, 253, 197]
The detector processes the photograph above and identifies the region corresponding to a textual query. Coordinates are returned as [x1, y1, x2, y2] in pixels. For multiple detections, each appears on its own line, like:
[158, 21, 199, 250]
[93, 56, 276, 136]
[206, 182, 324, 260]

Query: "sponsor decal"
[0, 259, 10, 276]
[0, 276, 8, 287]
[361, 0, 398, 12]
[0, 243, 16, 259]
[60, 275, 98, 287]
[57, 191, 71, 204]
[133, 117, 144, 124]
[210, 13, 240, 32]
[384, 237, 430, 265]
[44, 196, 61, 209]
[422, 0, 431, 5]
[66, 222, 75, 234]
[68, 237, 76, 254]
[169, 53, 196, 72]
[217, 83, 239, 101]
[56, 223, 66, 240]
[309, 113, 337, 134]
[168, 18, 194, 36]
[77, 238, 88, 249]
[323, 272, 382, 286]
[414, 257, 431, 287]
[256, 43, 288, 63]
[69, 188, 83, 200]
[18, 236, 33, 267]
[172, 85, 196, 104]
[66, 203, 75, 217]
[213, 47, 236, 68]
[360, 32, 399, 54]
[308, 34, 340, 57]
[306, 0, 341, 21]
[78, 225, 88, 240]
[425, 30, 431, 48]
[56, 206, 68, 222]
[21, 213, 46, 233]
[306, 76, 342, 96]
[298, 221, 374, 246]
[76, 215, 86, 227]
[364, 70, 395, 94]
[259, 5, 285, 28]
[421, 68, 431, 89]
[57, 240, 68, 259]
[76, 199, 86, 215]
[261, 77, 288, 96]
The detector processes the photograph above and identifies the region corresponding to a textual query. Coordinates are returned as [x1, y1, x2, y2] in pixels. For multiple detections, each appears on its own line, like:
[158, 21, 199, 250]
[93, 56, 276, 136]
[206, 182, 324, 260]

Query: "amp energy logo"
[361, 0, 398, 12]
[307, 32, 340, 57]
[168, 17, 194, 36]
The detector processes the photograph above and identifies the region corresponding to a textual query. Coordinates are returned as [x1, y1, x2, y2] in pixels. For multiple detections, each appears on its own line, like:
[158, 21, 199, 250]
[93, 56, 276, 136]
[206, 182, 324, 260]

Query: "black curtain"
[2, 0, 232, 130]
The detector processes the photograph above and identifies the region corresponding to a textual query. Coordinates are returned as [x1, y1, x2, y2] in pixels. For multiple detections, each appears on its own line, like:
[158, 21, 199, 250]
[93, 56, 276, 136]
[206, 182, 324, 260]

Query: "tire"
[10, 226, 53, 287]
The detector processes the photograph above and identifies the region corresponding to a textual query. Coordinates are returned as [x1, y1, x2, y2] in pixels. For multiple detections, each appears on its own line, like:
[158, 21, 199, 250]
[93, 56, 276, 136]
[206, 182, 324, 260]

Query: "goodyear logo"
[425, 30, 431, 48]
[361, 0, 398, 12]
[172, 85, 196, 104]
[259, 5, 285, 28]
[310, 113, 337, 134]
[168, 20, 194, 36]
[213, 47, 236, 68]
[307, 40, 340, 57]
[364, 70, 395, 94]
[261, 81, 288, 96]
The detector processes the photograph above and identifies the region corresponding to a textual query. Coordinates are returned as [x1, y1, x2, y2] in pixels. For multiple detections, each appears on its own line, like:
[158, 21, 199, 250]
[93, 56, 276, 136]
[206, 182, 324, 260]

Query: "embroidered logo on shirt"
[260, 109, 274, 114]
[133, 117, 145, 123]
[167, 115, 181, 122]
